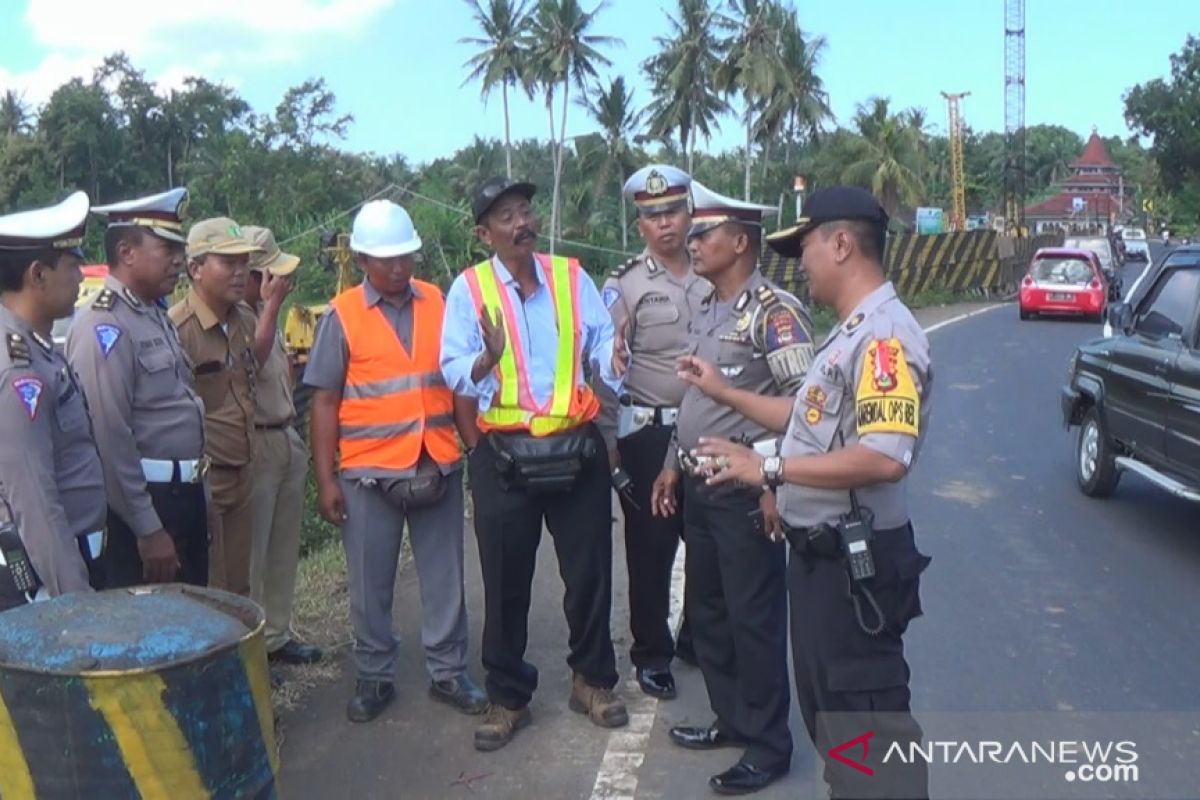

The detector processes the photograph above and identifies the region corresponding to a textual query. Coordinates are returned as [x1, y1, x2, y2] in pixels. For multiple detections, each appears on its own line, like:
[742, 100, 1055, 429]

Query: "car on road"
[1018, 248, 1109, 321]
[1064, 235, 1123, 299]
[1121, 227, 1151, 262]
[1061, 246, 1200, 503]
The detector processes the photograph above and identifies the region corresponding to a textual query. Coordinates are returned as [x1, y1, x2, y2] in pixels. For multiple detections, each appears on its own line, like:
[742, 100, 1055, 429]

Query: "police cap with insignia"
[93, 187, 189, 244]
[766, 186, 888, 258]
[623, 164, 691, 216]
[687, 180, 777, 238]
[472, 176, 537, 225]
[0, 191, 90, 260]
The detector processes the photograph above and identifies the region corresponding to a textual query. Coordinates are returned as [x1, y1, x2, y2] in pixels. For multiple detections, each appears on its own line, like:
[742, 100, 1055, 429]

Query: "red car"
[1018, 248, 1108, 321]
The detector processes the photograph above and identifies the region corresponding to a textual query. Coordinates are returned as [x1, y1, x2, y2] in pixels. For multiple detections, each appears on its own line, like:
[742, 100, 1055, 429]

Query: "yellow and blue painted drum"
[0, 585, 278, 799]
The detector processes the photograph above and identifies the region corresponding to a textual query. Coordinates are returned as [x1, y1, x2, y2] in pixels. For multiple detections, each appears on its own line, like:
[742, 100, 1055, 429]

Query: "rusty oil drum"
[0, 585, 278, 799]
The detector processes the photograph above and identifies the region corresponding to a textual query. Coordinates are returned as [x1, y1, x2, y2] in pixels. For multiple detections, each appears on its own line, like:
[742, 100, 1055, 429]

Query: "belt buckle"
[196, 456, 211, 482]
[633, 409, 651, 427]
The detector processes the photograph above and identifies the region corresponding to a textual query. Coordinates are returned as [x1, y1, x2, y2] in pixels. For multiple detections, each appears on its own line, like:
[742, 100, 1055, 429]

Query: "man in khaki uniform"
[596, 164, 707, 698]
[170, 219, 263, 595]
[242, 226, 323, 665]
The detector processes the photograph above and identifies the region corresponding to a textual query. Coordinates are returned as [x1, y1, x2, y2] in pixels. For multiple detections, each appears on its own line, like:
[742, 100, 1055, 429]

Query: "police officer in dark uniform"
[690, 187, 933, 800]
[67, 189, 214, 588]
[0, 192, 105, 609]
[655, 181, 815, 795]
[597, 164, 708, 698]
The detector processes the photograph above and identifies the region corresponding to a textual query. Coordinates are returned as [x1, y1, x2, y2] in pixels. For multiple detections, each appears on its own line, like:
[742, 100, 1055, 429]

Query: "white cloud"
[2, 0, 397, 106]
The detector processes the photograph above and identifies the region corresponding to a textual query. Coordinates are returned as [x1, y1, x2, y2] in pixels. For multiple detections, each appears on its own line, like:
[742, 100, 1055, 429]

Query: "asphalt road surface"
[279, 245, 1199, 799]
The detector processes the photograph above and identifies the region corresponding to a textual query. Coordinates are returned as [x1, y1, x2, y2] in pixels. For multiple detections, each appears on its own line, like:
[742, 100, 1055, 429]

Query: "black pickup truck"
[1061, 245, 1200, 502]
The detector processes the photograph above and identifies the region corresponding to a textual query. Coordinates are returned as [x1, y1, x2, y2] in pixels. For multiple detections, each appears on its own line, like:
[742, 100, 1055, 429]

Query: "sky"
[0, 0, 1185, 167]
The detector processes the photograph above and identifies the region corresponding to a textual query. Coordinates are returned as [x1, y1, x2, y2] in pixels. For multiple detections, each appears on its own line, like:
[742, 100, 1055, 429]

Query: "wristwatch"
[761, 455, 784, 487]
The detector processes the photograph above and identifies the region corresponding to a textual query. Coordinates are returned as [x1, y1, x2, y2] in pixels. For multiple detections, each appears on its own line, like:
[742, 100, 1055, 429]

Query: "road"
[278, 245, 1200, 799]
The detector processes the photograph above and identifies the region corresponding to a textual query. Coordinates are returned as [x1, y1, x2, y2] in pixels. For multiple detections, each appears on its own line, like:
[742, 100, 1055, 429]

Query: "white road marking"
[589, 300, 1001, 799]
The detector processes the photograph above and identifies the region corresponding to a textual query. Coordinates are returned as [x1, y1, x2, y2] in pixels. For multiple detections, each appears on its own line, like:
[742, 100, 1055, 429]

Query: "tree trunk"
[167, 143, 174, 187]
[687, 126, 696, 174]
[555, 76, 571, 244]
[546, 92, 557, 255]
[744, 108, 753, 201]
[620, 186, 628, 251]
[503, 82, 513, 179]
[760, 139, 771, 184]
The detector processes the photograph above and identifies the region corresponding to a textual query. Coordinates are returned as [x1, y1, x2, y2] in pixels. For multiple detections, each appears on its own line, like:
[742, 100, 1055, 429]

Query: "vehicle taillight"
[1089, 279, 1100, 289]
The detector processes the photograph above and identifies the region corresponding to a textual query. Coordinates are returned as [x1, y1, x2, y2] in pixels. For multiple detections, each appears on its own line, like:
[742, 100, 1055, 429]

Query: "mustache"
[514, 228, 536, 243]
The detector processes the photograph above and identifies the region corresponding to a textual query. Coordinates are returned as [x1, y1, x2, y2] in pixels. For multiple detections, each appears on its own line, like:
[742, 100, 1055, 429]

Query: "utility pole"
[1003, 0, 1027, 236]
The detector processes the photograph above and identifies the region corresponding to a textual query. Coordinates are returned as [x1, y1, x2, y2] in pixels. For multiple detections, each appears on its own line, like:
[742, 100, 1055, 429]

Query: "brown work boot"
[569, 674, 629, 728]
[473, 704, 532, 751]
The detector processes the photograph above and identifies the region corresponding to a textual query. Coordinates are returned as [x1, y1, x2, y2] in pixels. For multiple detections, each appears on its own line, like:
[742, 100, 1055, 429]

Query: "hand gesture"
[650, 467, 681, 518]
[137, 529, 181, 584]
[261, 271, 295, 308]
[317, 479, 347, 526]
[693, 437, 763, 487]
[677, 355, 731, 402]
[612, 317, 631, 378]
[758, 490, 784, 543]
[479, 306, 506, 368]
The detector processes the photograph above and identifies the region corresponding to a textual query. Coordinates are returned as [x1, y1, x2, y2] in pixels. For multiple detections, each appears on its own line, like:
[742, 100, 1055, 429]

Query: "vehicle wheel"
[1019, 307, 1032, 320]
[1076, 406, 1120, 497]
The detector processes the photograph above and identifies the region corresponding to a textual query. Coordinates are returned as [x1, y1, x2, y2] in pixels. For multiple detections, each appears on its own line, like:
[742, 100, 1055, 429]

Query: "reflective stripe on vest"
[463, 255, 597, 436]
[330, 280, 460, 472]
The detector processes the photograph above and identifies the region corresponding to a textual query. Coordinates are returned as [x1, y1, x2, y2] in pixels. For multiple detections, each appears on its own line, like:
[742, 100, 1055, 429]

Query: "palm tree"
[756, 9, 831, 178]
[0, 90, 32, 138]
[460, 0, 533, 179]
[641, 0, 728, 174]
[526, 0, 620, 250]
[715, 0, 790, 200]
[842, 97, 925, 218]
[579, 76, 642, 249]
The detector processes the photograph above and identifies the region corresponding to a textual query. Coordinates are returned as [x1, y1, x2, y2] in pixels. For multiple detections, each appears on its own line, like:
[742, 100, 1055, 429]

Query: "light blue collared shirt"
[440, 254, 622, 411]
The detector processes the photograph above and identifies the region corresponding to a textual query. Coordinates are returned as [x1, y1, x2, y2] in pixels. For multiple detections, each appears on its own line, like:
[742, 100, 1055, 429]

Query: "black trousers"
[790, 523, 931, 800]
[102, 482, 209, 589]
[469, 424, 618, 710]
[0, 536, 104, 612]
[617, 424, 687, 670]
[683, 476, 792, 769]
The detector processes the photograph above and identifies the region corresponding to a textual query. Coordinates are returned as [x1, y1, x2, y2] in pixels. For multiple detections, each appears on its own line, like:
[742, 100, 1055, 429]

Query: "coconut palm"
[526, 0, 620, 250]
[460, 0, 534, 179]
[579, 76, 643, 249]
[715, 0, 790, 199]
[0, 90, 32, 138]
[641, 0, 729, 174]
[756, 9, 831, 177]
[842, 97, 926, 218]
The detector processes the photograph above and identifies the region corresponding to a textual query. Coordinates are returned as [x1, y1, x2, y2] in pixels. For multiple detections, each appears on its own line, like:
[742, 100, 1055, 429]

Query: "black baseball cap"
[766, 186, 888, 257]
[472, 177, 537, 224]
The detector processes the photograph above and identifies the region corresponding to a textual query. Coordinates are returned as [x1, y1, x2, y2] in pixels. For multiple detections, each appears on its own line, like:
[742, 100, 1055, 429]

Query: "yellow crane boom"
[941, 90, 970, 231]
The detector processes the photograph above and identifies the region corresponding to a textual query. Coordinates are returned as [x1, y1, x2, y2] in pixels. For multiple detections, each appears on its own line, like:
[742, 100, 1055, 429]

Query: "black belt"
[255, 423, 291, 431]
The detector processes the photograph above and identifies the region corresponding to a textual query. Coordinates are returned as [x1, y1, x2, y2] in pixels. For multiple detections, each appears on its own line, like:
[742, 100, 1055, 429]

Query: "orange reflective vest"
[330, 280, 459, 473]
[464, 254, 598, 436]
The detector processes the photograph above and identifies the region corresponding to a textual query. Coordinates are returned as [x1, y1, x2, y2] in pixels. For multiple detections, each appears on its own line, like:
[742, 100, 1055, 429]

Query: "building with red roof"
[1024, 128, 1128, 234]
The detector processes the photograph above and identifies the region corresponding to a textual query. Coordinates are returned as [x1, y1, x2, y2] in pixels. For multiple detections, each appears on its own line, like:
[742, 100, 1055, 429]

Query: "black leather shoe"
[636, 667, 677, 699]
[430, 674, 490, 715]
[346, 680, 395, 723]
[669, 725, 744, 750]
[709, 761, 790, 795]
[268, 639, 324, 665]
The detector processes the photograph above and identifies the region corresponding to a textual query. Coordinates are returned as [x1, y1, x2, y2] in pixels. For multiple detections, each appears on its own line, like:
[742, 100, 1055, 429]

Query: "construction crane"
[941, 91, 970, 231]
[1003, 0, 1027, 235]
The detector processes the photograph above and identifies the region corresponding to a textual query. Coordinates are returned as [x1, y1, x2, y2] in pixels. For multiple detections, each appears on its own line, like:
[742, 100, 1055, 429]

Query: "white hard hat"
[350, 199, 422, 258]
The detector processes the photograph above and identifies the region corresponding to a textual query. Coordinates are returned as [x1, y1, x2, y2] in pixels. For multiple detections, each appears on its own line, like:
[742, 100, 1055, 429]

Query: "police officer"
[0, 192, 104, 609]
[67, 188, 214, 588]
[170, 218, 263, 596]
[690, 187, 933, 800]
[653, 181, 815, 795]
[597, 164, 707, 698]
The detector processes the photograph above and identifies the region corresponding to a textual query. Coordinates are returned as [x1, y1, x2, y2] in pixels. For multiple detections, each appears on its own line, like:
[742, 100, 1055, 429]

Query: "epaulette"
[93, 288, 117, 311]
[6, 333, 31, 366]
[754, 284, 779, 309]
[609, 254, 644, 280]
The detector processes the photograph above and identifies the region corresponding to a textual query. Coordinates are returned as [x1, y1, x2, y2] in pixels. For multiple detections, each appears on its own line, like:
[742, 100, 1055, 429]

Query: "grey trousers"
[340, 473, 469, 682]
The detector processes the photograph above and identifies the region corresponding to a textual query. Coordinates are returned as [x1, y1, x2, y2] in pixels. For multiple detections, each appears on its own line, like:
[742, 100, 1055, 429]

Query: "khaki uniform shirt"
[777, 282, 933, 530]
[0, 306, 104, 594]
[169, 291, 258, 468]
[255, 322, 295, 428]
[67, 276, 206, 537]
[669, 269, 815, 468]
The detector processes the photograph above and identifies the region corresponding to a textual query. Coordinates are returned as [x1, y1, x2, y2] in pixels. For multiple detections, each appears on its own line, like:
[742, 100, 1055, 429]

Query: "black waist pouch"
[489, 428, 596, 493]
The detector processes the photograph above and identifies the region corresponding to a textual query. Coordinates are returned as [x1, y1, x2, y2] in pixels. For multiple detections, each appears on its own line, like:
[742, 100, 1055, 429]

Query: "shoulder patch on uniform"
[761, 304, 813, 351]
[855, 337, 919, 438]
[602, 286, 621, 309]
[94, 324, 122, 357]
[93, 288, 117, 311]
[6, 333, 31, 366]
[844, 312, 865, 334]
[12, 376, 43, 421]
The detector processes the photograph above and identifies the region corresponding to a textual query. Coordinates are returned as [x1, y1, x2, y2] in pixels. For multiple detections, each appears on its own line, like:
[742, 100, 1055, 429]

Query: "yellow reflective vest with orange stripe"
[330, 280, 459, 473]
[464, 255, 598, 436]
